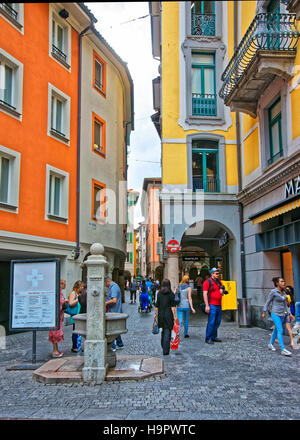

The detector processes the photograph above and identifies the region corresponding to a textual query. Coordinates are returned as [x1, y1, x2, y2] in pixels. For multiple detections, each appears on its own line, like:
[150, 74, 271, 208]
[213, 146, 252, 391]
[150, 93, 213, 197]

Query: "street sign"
[167, 239, 180, 253]
[9, 258, 60, 331]
[182, 256, 200, 262]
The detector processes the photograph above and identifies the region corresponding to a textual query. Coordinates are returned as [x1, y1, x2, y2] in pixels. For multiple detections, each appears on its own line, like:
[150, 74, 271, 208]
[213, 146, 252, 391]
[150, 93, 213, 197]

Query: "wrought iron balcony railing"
[192, 93, 217, 116]
[52, 44, 67, 63]
[192, 13, 216, 36]
[219, 13, 299, 101]
[193, 175, 220, 192]
[0, 3, 18, 20]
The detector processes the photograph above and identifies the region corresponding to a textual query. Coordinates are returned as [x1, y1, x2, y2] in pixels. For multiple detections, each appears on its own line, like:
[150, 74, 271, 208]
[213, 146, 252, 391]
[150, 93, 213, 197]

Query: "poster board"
[9, 259, 60, 331]
[221, 281, 237, 311]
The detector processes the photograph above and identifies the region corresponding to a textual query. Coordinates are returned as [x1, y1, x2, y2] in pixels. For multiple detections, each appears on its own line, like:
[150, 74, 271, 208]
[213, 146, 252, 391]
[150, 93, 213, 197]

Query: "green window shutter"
[130, 252, 133, 264]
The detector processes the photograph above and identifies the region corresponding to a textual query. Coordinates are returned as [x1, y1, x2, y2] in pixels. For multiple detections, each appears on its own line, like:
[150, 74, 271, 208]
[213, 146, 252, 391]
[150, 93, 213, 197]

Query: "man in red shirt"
[203, 268, 225, 344]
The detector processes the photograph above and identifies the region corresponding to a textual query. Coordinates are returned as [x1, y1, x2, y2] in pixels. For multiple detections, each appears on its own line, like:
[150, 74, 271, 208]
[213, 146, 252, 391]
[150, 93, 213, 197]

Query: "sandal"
[52, 352, 63, 358]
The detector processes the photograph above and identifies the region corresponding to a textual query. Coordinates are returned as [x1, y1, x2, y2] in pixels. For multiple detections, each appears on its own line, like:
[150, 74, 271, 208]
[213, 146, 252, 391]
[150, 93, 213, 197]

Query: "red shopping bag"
[171, 318, 180, 350]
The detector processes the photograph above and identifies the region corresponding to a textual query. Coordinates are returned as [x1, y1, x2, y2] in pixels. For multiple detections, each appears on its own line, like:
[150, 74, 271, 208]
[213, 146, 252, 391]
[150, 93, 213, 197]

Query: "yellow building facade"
[150, 0, 300, 325]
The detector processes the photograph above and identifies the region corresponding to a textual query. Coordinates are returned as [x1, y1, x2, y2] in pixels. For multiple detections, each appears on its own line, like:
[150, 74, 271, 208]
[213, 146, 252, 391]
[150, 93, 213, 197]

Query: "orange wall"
[0, 3, 78, 241]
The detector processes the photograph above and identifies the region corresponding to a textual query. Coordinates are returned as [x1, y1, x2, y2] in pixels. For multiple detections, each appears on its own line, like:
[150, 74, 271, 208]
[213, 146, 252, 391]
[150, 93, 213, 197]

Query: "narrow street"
[0, 292, 299, 421]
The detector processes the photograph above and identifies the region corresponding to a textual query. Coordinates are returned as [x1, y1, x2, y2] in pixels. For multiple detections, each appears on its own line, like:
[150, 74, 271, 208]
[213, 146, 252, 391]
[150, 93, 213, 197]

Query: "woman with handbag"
[176, 275, 196, 339]
[48, 279, 68, 358]
[67, 280, 83, 353]
[154, 278, 177, 356]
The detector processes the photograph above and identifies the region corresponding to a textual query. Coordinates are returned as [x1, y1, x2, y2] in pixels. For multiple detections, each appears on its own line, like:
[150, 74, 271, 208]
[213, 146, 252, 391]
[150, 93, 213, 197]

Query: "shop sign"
[182, 256, 200, 262]
[285, 175, 300, 199]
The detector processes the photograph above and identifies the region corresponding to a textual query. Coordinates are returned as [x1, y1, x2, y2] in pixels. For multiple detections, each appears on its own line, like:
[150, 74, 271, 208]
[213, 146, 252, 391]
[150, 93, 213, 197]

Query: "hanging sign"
[9, 259, 60, 331]
[167, 239, 180, 253]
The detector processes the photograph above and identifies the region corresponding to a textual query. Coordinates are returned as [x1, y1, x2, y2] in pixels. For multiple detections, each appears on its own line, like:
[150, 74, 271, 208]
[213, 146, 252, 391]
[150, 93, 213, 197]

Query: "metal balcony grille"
[52, 44, 67, 63]
[0, 3, 18, 20]
[0, 99, 16, 110]
[192, 13, 216, 36]
[219, 13, 299, 101]
[94, 78, 103, 91]
[192, 94, 217, 116]
[193, 175, 219, 192]
[50, 127, 66, 138]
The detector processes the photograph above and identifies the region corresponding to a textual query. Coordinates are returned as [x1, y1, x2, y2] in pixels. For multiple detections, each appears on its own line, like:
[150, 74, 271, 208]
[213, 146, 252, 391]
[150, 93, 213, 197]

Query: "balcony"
[191, 13, 216, 36]
[219, 13, 299, 118]
[192, 175, 219, 192]
[285, 0, 300, 20]
[192, 93, 217, 116]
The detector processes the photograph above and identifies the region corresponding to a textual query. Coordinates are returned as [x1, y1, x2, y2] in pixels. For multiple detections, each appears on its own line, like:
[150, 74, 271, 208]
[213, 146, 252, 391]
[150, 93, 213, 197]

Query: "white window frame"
[49, 4, 71, 71]
[0, 48, 23, 119]
[0, 145, 21, 212]
[45, 165, 69, 222]
[0, 3, 24, 33]
[47, 83, 71, 144]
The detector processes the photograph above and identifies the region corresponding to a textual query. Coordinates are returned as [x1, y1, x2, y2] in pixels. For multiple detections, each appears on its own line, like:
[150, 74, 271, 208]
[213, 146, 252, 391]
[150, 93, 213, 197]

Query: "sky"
[86, 2, 161, 225]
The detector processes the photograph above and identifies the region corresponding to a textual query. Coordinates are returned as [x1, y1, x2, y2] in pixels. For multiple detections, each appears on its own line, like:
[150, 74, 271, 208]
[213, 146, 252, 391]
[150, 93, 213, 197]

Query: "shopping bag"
[171, 318, 180, 350]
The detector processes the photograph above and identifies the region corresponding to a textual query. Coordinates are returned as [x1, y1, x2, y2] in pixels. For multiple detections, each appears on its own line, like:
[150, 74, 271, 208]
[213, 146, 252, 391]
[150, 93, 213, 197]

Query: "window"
[45, 166, 69, 221]
[92, 113, 106, 156]
[48, 83, 70, 143]
[0, 49, 23, 118]
[192, 140, 219, 192]
[192, 53, 216, 116]
[191, 1, 215, 36]
[0, 146, 20, 210]
[93, 51, 106, 97]
[92, 179, 106, 222]
[0, 3, 23, 31]
[49, 6, 71, 69]
[268, 98, 283, 165]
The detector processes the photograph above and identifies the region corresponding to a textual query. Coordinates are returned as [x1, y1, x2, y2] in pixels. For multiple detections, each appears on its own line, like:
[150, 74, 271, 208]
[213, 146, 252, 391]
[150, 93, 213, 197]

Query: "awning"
[250, 195, 300, 225]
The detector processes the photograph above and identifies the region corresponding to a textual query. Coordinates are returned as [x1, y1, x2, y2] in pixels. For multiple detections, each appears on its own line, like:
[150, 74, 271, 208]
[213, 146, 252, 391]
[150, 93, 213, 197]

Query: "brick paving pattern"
[0, 292, 299, 420]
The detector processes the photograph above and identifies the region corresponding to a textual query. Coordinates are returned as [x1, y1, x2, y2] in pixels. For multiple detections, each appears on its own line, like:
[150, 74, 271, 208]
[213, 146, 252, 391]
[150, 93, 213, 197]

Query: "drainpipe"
[234, 1, 246, 299]
[75, 25, 92, 260]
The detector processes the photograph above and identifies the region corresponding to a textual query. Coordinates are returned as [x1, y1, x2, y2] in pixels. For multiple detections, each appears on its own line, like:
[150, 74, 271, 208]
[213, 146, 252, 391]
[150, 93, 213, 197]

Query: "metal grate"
[192, 93, 217, 116]
[52, 44, 67, 63]
[193, 175, 219, 192]
[0, 3, 18, 20]
[192, 13, 216, 36]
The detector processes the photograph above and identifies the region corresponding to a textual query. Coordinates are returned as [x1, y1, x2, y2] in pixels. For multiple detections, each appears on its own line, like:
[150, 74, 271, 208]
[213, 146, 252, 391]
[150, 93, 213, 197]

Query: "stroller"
[138, 290, 152, 313]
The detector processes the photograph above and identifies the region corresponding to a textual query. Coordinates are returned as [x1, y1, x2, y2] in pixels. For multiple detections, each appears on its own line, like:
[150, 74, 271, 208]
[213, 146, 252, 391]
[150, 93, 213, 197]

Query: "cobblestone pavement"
[0, 292, 299, 420]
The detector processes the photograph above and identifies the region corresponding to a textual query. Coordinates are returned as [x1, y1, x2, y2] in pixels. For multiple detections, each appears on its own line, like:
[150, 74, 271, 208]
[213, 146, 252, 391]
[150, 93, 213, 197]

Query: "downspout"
[234, 1, 246, 298]
[75, 25, 93, 260]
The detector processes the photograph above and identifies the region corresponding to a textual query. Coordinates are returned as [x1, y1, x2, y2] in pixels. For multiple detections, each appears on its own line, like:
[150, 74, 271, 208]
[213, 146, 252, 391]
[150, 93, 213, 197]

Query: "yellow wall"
[163, 143, 187, 185]
[291, 86, 300, 141]
[225, 145, 238, 186]
[244, 127, 260, 177]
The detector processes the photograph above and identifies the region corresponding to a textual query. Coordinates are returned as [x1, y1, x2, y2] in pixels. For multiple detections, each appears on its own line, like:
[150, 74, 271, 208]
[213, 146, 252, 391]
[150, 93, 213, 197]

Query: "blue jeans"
[295, 302, 300, 323]
[177, 308, 190, 336]
[205, 305, 222, 341]
[270, 313, 285, 350]
[112, 335, 124, 349]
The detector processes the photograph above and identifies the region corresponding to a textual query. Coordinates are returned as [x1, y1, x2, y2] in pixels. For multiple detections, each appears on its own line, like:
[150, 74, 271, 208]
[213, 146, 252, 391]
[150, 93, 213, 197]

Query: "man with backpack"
[203, 267, 227, 344]
[129, 278, 138, 304]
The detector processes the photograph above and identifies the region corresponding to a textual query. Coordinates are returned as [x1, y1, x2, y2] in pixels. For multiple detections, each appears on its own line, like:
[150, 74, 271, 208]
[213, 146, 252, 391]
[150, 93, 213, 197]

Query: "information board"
[9, 259, 60, 331]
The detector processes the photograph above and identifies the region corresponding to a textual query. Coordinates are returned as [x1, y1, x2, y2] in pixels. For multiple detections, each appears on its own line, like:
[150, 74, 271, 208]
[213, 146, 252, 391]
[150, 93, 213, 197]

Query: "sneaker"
[213, 338, 222, 342]
[116, 344, 124, 350]
[268, 344, 276, 351]
[184, 334, 190, 338]
[205, 340, 214, 344]
[281, 348, 292, 356]
[111, 347, 116, 352]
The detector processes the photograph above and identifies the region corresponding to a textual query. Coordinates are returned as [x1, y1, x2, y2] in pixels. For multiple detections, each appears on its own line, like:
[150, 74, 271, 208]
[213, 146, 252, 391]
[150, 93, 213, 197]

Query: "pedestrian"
[203, 268, 227, 344]
[105, 276, 124, 351]
[195, 273, 203, 298]
[154, 278, 177, 356]
[78, 282, 87, 314]
[175, 275, 196, 339]
[140, 280, 150, 312]
[285, 285, 295, 317]
[146, 278, 155, 308]
[129, 278, 138, 304]
[48, 279, 68, 358]
[68, 280, 83, 353]
[261, 277, 295, 356]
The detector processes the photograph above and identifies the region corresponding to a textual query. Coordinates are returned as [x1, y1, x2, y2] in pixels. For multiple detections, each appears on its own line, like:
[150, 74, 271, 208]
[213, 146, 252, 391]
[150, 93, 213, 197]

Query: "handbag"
[174, 286, 181, 306]
[152, 316, 159, 334]
[65, 302, 79, 316]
